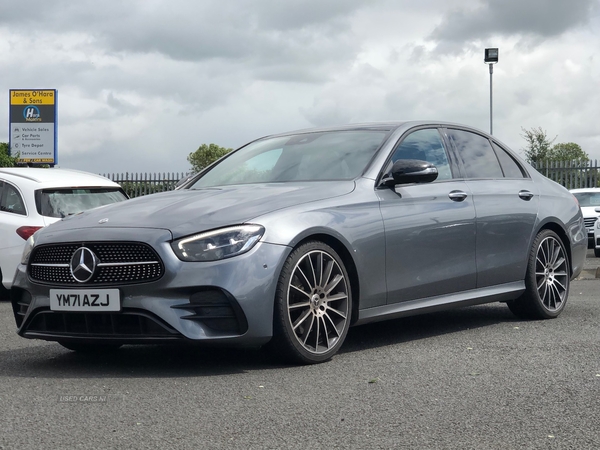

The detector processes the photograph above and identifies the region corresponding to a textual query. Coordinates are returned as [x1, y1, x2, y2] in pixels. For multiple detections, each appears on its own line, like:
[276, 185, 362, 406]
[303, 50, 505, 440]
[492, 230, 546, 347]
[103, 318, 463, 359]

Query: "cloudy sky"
[1, 0, 599, 175]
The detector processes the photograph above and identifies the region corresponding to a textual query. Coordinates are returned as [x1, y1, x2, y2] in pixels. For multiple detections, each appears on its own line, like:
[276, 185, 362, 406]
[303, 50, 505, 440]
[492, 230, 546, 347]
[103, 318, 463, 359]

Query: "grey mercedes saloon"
[11, 121, 587, 364]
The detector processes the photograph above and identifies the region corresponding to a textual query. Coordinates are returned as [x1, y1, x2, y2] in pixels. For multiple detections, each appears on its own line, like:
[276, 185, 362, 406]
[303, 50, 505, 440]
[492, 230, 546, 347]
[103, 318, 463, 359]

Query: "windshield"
[35, 188, 128, 218]
[573, 192, 600, 207]
[189, 130, 389, 188]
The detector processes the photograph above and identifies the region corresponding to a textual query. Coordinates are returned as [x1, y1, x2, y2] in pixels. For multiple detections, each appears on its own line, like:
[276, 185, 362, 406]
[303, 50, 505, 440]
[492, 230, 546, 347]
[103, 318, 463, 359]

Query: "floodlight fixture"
[484, 48, 499, 64]
[484, 48, 499, 134]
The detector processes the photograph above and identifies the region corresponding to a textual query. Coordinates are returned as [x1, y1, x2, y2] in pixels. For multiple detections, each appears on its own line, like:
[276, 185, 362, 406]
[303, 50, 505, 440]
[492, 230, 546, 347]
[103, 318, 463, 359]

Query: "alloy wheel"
[286, 250, 350, 355]
[535, 235, 568, 312]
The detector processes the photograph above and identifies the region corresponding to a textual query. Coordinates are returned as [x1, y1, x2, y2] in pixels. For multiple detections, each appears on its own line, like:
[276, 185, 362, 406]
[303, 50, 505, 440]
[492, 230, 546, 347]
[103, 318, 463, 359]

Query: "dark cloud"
[2, 0, 600, 173]
[0, 0, 365, 83]
[430, 0, 598, 42]
[252, 0, 366, 30]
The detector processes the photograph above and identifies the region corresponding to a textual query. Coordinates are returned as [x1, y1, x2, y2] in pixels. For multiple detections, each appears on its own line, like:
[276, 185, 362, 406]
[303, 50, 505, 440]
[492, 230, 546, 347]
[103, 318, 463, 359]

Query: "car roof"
[261, 120, 486, 138]
[0, 167, 120, 188]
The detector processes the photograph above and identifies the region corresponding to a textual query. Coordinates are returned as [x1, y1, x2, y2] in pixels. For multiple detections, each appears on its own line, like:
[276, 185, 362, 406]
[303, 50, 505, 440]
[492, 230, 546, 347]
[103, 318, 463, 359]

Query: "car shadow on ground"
[0, 302, 518, 379]
[340, 301, 516, 354]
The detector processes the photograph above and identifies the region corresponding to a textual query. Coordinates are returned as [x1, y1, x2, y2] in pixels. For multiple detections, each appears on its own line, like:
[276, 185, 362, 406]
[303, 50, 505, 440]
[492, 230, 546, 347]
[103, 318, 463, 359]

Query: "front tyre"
[271, 241, 352, 364]
[507, 229, 570, 319]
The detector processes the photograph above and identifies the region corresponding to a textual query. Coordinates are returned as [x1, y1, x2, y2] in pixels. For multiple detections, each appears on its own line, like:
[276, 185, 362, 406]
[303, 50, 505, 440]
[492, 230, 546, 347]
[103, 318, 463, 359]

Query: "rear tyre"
[595, 248, 600, 258]
[58, 342, 122, 353]
[0, 285, 9, 302]
[507, 229, 570, 320]
[270, 241, 352, 364]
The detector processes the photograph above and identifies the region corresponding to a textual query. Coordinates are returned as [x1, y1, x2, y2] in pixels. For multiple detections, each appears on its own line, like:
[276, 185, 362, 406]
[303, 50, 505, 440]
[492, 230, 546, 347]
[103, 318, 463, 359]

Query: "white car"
[570, 187, 600, 251]
[0, 168, 127, 298]
[593, 221, 600, 257]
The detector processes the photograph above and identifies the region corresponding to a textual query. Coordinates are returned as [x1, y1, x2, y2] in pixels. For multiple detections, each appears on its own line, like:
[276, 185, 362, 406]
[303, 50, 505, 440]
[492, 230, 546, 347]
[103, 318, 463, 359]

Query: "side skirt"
[355, 281, 525, 326]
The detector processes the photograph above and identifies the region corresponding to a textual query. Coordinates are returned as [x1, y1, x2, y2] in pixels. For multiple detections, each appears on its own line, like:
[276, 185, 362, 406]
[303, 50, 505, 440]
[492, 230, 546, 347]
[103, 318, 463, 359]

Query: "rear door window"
[492, 142, 527, 178]
[447, 129, 503, 179]
[0, 181, 26, 215]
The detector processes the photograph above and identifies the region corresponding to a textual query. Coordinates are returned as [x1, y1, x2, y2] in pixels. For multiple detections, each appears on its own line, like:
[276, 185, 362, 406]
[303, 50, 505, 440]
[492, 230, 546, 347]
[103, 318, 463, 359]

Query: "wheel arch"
[537, 221, 573, 276]
[293, 233, 361, 325]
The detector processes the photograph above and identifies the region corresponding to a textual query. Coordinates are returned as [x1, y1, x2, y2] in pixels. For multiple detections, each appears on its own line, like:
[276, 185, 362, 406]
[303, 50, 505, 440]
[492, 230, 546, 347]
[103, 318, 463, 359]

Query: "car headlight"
[171, 225, 265, 262]
[21, 234, 36, 265]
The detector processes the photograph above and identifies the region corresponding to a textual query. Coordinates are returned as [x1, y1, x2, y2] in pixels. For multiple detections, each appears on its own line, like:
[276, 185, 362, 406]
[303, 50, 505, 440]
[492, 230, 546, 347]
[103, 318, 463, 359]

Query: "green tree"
[0, 142, 19, 167]
[521, 127, 556, 163]
[547, 142, 588, 161]
[187, 143, 233, 173]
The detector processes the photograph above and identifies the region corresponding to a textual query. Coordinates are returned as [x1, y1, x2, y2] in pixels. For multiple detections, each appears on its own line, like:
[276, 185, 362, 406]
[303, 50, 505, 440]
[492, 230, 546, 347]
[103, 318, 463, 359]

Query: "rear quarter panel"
[531, 171, 586, 279]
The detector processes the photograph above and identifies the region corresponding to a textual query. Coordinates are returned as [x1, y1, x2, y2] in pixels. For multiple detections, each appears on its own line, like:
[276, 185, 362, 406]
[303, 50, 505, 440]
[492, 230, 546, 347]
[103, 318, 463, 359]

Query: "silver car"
[11, 122, 587, 364]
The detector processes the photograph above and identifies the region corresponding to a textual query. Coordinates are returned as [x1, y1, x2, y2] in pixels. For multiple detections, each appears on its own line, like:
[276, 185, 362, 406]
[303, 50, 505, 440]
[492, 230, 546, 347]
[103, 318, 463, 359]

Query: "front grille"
[23, 309, 180, 339]
[584, 217, 597, 228]
[32, 244, 79, 264]
[29, 242, 164, 286]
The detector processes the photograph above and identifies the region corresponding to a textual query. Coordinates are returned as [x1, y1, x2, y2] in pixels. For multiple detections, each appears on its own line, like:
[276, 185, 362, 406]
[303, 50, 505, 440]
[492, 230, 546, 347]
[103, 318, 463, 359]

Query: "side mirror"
[594, 207, 600, 213]
[382, 159, 438, 187]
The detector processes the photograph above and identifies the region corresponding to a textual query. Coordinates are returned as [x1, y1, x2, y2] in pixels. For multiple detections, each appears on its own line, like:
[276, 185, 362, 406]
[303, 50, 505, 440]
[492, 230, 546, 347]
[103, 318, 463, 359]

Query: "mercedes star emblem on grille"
[69, 247, 98, 283]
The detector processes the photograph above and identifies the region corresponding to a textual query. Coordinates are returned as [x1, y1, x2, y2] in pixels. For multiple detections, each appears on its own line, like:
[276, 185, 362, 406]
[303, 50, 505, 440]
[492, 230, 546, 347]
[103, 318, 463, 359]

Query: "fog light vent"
[11, 288, 32, 327]
[171, 289, 248, 334]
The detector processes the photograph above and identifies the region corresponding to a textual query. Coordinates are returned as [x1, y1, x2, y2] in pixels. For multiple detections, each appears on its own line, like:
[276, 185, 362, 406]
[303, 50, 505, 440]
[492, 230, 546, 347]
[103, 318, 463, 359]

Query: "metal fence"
[102, 160, 600, 198]
[532, 160, 600, 190]
[101, 172, 189, 198]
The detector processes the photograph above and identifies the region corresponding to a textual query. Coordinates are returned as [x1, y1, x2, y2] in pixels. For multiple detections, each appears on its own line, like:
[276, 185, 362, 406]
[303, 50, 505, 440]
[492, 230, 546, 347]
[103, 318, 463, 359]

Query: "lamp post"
[484, 48, 499, 135]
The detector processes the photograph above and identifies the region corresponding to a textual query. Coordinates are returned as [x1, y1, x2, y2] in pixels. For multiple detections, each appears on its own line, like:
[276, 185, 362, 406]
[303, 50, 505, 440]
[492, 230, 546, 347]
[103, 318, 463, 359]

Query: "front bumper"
[11, 227, 291, 347]
[569, 217, 588, 279]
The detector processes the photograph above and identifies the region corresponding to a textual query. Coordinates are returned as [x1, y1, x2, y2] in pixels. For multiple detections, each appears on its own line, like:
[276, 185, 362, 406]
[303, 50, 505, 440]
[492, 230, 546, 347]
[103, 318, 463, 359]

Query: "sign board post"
[9, 89, 58, 166]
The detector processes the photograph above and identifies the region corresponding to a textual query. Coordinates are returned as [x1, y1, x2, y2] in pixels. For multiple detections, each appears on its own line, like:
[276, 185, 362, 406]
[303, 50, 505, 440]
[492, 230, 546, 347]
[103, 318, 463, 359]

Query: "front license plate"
[50, 289, 121, 312]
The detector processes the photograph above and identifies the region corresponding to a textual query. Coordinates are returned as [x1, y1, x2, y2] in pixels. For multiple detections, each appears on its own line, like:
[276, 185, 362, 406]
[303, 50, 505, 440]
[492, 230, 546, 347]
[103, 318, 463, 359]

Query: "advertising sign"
[9, 89, 58, 165]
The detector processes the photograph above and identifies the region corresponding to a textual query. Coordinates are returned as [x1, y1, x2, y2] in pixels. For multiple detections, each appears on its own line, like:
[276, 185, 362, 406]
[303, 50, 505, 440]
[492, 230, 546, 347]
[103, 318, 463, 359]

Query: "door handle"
[448, 190, 468, 202]
[518, 190, 534, 201]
